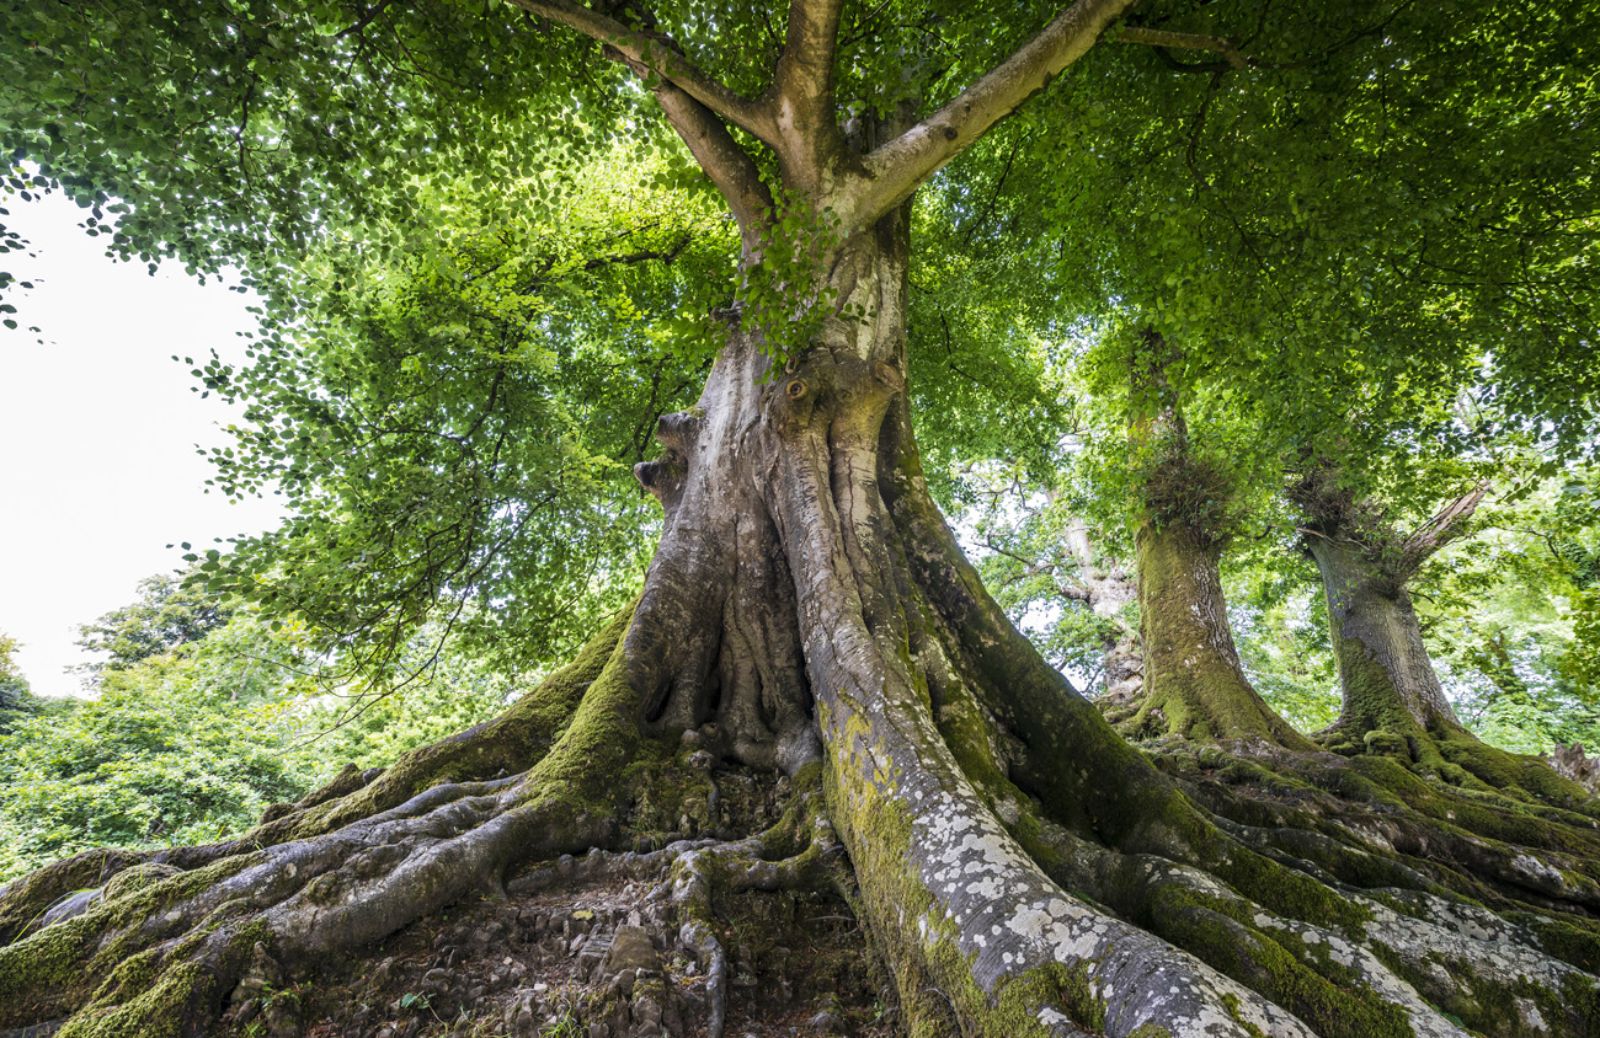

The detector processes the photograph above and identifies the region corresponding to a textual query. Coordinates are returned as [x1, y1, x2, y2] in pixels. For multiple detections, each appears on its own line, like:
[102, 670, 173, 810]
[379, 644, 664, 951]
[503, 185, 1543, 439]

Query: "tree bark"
[5, 218, 1600, 1038]
[1303, 532, 1462, 749]
[1061, 519, 1143, 704]
[1131, 518, 1311, 748]
[1117, 333, 1311, 749]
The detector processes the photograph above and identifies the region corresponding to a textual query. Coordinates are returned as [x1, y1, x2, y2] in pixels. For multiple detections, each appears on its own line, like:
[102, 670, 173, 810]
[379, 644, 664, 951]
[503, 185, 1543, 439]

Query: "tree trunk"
[1062, 520, 1143, 704]
[6, 229, 1600, 1038]
[1116, 333, 1311, 750]
[1304, 534, 1461, 752]
[1294, 466, 1594, 806]
[1130, 519, 1312, 748]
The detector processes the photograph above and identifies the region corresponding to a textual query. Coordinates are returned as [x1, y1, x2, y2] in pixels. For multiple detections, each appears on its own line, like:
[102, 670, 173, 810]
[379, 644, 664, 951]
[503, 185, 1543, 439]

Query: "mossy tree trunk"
[6, 8, 1600, 1038]
[1115, 333, 1312, 750]
[1304, 532, 1464, 753]
[1294, 464, 1592, 804]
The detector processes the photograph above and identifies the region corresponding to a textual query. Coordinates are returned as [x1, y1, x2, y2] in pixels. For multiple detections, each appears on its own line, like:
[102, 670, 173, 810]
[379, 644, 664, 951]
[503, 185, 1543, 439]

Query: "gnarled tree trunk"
[5, 215, 1600, 1038]
[6, 6, 1600, 1035]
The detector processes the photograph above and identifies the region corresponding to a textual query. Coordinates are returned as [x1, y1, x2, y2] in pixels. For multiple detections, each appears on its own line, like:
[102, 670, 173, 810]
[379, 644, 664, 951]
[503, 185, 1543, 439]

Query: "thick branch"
[773, 0, 846, 172]
[1395, 481, 1490, 578]
[651, 84, 775, 254]
[843, 0, 1136, 227]
[506, 0, 776, 142]
[1113, 25, 1248, 70]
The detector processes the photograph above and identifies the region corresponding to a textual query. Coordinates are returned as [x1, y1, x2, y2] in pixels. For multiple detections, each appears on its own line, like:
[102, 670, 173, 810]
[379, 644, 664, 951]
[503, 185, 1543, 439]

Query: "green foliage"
[1, 0, 1596, 881]
[962, 472, 1132, 688]
[0, 616, 308, 879]
[0, 631, 40, 733]
[181, 145, 734, 676]
[0, 578, 520, 882]
[1417, 473, 1600, 753]
[740, 191, 845, 363]
[75, 570, 233, 676]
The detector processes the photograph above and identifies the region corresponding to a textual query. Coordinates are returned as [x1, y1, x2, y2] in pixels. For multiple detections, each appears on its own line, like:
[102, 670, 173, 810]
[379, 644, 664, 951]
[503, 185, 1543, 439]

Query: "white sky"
[0, 192, 284, 695]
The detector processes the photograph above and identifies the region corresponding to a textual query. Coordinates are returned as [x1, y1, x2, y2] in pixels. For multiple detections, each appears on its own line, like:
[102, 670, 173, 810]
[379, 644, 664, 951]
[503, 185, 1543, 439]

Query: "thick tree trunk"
[1305, 534, 1462, 751]
[7, 230, 1600, 1038]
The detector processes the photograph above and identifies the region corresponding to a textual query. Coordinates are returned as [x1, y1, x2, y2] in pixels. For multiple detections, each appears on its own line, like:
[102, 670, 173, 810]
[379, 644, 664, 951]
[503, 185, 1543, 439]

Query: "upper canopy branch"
[1395, 480, 1490, 578]
[651, 84, 775, 255]
[1112, 25, 1248, 70]
[840, 0, 1137, 229]
[507, 0, 777, 143]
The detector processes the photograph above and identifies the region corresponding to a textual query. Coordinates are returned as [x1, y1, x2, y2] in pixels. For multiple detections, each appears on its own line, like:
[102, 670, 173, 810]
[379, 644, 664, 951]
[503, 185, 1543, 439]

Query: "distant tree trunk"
[1290, 462, 1485, 760]
[1117, 332, 1312, 749]
[1302, 531, 1463, 748]
[1061, 518, 1142, 703]
[1291, 462, 1591, 802]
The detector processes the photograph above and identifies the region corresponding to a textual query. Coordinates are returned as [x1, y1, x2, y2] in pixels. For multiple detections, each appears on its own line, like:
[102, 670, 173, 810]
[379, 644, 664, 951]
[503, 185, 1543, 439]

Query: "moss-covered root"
[230, 602, 636, 846]
[0, 847, 152, 947]
[0, 633, 648, 1038]
[813, 680, 1315, 1038]
[0, 609, 635, 962]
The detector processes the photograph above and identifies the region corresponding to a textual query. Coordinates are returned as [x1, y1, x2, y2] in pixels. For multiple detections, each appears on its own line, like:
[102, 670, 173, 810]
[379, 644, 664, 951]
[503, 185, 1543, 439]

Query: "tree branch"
[1395, 481, 1490, 578]
[651, 84, 775, 255]
[1112, 26, 1248, 70]
[773, 0, 847, 172]
[505, 0, 776, 143]
[842, 0, 1137, 228]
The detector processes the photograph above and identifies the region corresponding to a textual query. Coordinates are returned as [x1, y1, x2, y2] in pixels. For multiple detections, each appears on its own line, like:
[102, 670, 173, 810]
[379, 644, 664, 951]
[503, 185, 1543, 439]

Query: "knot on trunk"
[634, 451, 687, 510]
[655, 411, 702, 450]
[768, 351, 901, 439]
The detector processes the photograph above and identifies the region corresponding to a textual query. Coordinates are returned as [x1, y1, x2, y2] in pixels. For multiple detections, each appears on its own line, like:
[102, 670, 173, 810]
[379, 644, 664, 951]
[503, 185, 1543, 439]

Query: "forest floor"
[221, 767, 900, 1038]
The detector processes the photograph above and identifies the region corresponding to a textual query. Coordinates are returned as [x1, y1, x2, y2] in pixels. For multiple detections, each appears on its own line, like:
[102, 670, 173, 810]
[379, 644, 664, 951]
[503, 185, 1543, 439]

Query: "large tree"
[3, 3, 1600, 1038]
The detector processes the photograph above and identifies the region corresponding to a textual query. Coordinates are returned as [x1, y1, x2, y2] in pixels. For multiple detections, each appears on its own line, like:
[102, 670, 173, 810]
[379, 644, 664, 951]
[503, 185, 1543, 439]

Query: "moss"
[520, 630, 646, 820]
[1512, 912, 1600, 974]
[1139, 885, 1408, 1038]
[1210, 846, 1370, 934]
[990, 961, 1105, 1036]
[0, 849, 265, 1030]
[56, 961, 216, 1038]
[0, 847, 151, 946]
[100, 862, 183, 902]
[1363, 730, 1410, 758]
[1371, 939, 1600, 1038]
[1130, 518, 1312, 751]
[1219, 992, 1268, 1038]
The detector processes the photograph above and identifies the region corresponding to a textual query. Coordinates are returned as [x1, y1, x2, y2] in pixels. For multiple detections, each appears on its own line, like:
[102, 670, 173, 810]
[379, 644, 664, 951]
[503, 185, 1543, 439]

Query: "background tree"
[0, 631, 40, 732]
